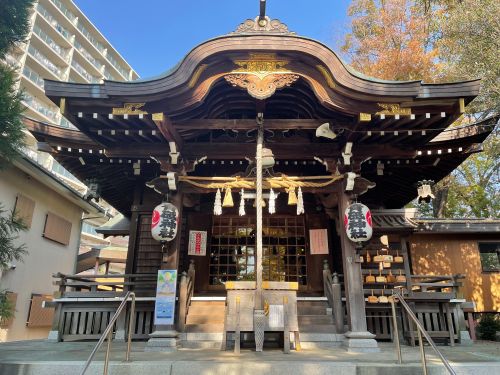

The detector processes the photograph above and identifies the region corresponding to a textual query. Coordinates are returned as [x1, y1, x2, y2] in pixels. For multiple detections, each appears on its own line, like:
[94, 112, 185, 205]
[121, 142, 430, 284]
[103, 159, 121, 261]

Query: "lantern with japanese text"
[151, 202, 179, 242]
[344, 203, 373, 242]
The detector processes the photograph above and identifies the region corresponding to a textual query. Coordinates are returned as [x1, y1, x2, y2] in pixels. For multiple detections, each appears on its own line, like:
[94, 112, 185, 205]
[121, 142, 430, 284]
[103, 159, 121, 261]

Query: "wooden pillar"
[125, 185, 143, 275]
[146, 190, 184, 351]
[337, 187, 379, 352]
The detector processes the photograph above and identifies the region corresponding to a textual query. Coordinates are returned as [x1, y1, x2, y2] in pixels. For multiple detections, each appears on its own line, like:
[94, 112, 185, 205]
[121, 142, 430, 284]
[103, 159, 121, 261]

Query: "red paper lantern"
[344, 203, 373, 242]
[151, 202, 179, 242]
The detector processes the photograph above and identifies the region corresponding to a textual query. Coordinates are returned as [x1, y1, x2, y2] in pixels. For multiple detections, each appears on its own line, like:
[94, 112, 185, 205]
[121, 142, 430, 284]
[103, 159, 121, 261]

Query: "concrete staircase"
[181, 297, 344, 349]
[181, 299, 226, 348]
[297, 299, 344, 348]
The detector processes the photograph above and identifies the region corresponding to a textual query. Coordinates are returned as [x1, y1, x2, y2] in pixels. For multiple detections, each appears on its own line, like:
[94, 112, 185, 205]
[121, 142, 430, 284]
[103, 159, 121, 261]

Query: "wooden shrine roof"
[25, 17, 496, 214]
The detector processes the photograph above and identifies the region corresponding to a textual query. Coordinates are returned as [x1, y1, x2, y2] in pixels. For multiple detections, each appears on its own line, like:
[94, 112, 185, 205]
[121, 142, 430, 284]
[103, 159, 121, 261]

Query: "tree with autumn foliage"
[342, 0, 499, 218]
[342, 0, 442, 82]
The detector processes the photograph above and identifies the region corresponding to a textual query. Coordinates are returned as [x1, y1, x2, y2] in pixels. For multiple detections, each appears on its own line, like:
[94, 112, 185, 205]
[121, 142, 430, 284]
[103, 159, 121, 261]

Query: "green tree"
[0, 0, 34, 167]
[437, 0, 500, 115]
[0, 0, 34, 321]
[342, 0, 499, 218]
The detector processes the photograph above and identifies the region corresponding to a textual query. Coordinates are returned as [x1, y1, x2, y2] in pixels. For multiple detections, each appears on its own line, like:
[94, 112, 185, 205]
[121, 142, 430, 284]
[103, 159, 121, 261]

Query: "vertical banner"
[309, 229, 329, 255]
[154, 270, 178, 325]
[188, 230, 207, 256]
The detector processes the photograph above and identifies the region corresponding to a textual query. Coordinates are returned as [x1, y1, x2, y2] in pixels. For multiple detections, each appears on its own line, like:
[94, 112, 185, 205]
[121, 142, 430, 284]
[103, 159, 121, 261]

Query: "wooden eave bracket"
[342, 142, 353, 166]
[152, 113, 183, 164]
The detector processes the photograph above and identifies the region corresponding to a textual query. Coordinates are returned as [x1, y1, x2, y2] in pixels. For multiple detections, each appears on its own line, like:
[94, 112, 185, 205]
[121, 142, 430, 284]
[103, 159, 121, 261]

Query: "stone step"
[189, 300, 226, 307]
[186, 314, 225, 324]
[297, 306, 329, 315]
[187, 305, 226, 315]
[185, 323, 224, 333]
[298, 324, 337, 333]
[299, 332, 344, 342]
[298, 315, 334, 325]
[297, 300, 329, 307]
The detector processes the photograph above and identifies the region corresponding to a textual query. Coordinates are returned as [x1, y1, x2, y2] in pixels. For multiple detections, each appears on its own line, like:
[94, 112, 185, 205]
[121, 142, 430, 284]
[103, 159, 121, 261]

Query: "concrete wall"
[410, 234, 500, 312]
[0, 164, 83, 341]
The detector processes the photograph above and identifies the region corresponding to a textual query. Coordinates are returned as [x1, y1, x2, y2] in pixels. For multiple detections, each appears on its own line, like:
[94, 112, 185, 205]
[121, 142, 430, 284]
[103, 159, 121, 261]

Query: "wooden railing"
[322, 260, 344, 333]
[53, 272, 158, 297]
[49, 273, 157, 341]
[177, 260, 195, 332]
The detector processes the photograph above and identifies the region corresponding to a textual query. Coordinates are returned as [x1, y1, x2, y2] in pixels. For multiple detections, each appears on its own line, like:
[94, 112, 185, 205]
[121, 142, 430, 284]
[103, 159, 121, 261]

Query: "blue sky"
[74, 0, 351, 78]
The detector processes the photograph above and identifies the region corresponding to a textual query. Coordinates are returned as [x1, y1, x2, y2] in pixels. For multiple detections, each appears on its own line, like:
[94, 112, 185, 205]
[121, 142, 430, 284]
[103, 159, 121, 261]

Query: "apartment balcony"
[21, 65, 46, 95]
[70, 59, 100, 84]
[22, 93, 60, 124]
[36, 2, 73, 44]
[31, 26, 70, 68]
[46, 0, 77, 25]
[73, 41, 104, 76]
[26, 45, 64, 80]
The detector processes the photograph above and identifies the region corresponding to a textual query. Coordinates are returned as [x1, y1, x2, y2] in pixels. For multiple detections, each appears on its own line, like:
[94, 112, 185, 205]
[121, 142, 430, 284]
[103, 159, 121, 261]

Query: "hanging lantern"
[269, 188, 276, 214]
[151, 202, 179, 242]
[296, 187, 304, 215]
[222, 187, 234, 207]
[239, 189, 246, 216]
[287, 187, 297, 205]
[344, 202, 373, 242]
[417, 180, 435, 203]
[214, 189, 222, 216]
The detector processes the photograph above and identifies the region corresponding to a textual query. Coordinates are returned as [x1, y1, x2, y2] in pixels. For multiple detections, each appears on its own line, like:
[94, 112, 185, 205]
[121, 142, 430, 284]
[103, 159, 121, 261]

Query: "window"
[26, 294, 54, 327]
[43, 212, 72, 245]
[478, 243, 500, 272]
[209, 216, 307, 286]
[14, 194, 35, 229]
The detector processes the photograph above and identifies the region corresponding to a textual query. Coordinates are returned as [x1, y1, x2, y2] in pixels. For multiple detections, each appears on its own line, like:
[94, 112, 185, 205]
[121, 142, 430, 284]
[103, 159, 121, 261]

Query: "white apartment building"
[3, 0, 137, 255]
[9, 0, 139, 130]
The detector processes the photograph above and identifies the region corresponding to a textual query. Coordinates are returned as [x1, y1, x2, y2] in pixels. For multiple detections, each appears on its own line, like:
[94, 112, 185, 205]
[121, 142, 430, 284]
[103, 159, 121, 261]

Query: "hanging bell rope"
[213, 188, 222, 216]
[179, 174, 343, 190]
[239, 189, 246, 216]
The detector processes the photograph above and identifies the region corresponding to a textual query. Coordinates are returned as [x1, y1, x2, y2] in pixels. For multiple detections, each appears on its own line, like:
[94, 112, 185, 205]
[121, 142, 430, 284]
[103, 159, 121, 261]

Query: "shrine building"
[25, 11, 498, 352]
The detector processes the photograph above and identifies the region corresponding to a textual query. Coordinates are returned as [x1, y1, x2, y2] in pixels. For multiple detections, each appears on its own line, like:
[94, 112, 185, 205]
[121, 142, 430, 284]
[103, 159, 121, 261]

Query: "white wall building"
[0, 155, 106, 341]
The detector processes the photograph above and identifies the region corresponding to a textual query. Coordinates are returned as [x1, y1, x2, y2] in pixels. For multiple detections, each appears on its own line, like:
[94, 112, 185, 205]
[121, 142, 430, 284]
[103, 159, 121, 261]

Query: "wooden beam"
[173, 119, 355, 131]
[105, 142, 416, 160]
[152, 113, 184, 148]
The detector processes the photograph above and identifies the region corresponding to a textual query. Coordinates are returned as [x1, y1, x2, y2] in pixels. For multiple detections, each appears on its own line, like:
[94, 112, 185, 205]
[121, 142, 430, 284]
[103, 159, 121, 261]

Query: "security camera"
[8, 264, 16, 270]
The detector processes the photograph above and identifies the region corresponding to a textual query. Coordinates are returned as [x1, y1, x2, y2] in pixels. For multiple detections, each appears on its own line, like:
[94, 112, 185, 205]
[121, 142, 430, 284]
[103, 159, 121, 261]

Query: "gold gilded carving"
[225, 53, 299, 99]
[188, 64, 208, 88]
[59, 98, 66, 114]
[232, 53, 291, 79]
[376, 103, 411, 116]
[225, 73, 299, 100]
[459, 98, 465, 113]
[231, 16, 295, 35]
[152, 112, 164, 122]
[359, 113, 372, 122]
[316, 65, 336, 88]
[112, 103, 148, 115]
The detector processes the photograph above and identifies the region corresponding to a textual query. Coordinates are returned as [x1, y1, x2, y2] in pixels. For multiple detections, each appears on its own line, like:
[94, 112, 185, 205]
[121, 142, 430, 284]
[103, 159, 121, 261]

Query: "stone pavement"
[0, 340, 498, 374]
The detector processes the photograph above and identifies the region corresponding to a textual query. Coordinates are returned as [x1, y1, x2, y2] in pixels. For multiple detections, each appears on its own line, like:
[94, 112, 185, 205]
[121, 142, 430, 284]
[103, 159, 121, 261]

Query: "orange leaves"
[342, 0, 441, 82]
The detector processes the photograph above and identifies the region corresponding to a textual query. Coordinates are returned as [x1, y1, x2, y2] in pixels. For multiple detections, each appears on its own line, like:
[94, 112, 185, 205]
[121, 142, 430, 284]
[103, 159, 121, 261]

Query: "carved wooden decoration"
[112, 103, 148, 115]
[231, 16, 295, 35]
[224, 53, 300, 100]
[376, 103, 411, 116]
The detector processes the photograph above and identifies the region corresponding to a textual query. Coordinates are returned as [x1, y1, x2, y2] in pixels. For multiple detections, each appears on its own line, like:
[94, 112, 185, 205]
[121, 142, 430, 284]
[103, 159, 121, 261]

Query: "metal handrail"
[79, 291, 136, 375]
[390, 290, 456, 375]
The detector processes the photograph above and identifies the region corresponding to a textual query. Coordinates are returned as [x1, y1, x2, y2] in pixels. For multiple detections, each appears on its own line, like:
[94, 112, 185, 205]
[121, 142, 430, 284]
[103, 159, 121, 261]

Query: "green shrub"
[477, 314, 500, 341]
